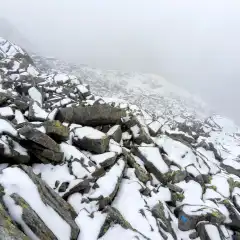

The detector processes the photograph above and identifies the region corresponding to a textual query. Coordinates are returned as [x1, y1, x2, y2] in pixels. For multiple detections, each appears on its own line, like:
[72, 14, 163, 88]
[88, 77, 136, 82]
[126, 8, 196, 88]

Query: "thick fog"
[1, 0, 240, 123]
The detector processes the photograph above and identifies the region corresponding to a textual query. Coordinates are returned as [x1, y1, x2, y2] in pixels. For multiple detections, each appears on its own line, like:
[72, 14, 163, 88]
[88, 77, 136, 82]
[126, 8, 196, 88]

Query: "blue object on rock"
[180, 215, 188, 223]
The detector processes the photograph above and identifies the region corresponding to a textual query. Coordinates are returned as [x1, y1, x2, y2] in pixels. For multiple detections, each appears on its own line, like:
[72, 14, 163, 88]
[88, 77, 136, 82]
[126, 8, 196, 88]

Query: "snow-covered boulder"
[73, 127, 109, 154]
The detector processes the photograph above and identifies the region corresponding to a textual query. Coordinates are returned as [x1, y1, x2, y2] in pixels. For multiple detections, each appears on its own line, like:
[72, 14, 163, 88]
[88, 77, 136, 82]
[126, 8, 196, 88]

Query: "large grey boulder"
[18, 126, 63, 163]
[43, 120, 69, 142]
[175, 204, 226, 231]
[55, 104, 126, 126]
[73, 127, 109, 154]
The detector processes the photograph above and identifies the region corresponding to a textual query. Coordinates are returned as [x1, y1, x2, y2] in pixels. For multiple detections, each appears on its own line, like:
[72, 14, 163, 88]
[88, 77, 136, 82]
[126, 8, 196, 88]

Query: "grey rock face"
[55, 104, 126, 126]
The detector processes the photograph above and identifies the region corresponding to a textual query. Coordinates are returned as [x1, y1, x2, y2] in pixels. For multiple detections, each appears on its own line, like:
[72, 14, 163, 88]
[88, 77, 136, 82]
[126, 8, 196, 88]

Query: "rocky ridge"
[0, 37, 240, 240]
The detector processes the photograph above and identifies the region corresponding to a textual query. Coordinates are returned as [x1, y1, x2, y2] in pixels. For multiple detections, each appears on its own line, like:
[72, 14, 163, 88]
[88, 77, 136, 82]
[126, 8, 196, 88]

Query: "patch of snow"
[75, 210, 106, 240]
[176, 180, 203, 205]
[223, 159, 240, 170]
[31, 102, 48, 120]
[107, 125, 120, 136]
[205, 224, 221, 240]
[90, 159, 125, 199]
[0, 119, 17, 136]
[90, 152, 116, 166]
[138, 147, 169, 174]
[211, 175, 230, 198]
[0, 106, 14, 117]
[15, 109, 25, 124]
[74, 127, 106, 140]
[0, 167, 71, 240]
[108, 139, 122, 154]
[28, 87, 42, 106]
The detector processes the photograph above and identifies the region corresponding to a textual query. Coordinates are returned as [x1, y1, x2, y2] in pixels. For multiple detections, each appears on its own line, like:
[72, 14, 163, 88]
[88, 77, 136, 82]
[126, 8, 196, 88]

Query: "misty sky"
[1, 0, 240, 123]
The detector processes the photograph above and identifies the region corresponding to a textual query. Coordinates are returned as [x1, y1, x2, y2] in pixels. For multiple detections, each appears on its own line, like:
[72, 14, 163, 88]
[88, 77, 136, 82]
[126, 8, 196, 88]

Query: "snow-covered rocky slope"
[0, 37, 240, 240]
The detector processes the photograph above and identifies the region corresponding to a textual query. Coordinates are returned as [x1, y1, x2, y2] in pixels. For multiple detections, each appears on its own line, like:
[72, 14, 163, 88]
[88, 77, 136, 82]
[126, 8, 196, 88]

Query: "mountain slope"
[0, 37, 239, 240]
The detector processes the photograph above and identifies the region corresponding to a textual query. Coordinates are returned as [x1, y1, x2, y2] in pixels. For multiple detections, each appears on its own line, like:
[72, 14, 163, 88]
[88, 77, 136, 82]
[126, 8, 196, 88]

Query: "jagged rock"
[175, 204, 226, 231]
[123, 150, 150, 183]
[55, 104, 126, 126]
[18, 126, 63, 163]
[0, 201, 30, 239]
[0, 135, 30, 164]
[123, 115, 153, 144]
[189, 231, 199, 239]
[148, 120, 162, 136]
[222, 200, 240, 231]
[0, 92, 9, 106]
[233, 195, 240, 212]
[167, 183, 183, 193]
[134, 146, 169, 184]
[196, 222, 224, 240]
[90, 152, 117, 168]
[89, 158, 125, 209]
[166, 130, 195, 144]
[73, 127, 109, 154]
[28, 101, 48, 121]
[221, 159, 240, 178]
[62, 179, 91, 200]
[19, 126, 59, 152]
[171, 170, 187, 184]
[43, 120, 69, 142]
[151, 201, 177, 239]
[58, 181, 70, 193]
[98, 206, 146, 239]
[107, 125, 122, 143]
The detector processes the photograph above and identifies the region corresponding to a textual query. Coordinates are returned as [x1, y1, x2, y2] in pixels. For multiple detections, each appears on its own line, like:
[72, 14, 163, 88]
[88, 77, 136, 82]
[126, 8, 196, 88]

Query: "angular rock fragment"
[123, 150, 150, 183]
[90, 152, 117, 168]
[221, 159, 240, 178]
[28, 101, 48, 121]
[196, 222, 225, 240]
[107, 125, 122, 143]
[134, 146, 169, 183]
[73, 127, 109, 154]
[123, 115, 153, 144]
[89, 158, 125, 209]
